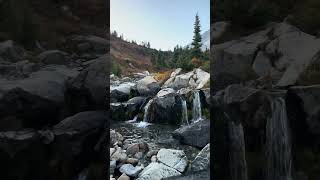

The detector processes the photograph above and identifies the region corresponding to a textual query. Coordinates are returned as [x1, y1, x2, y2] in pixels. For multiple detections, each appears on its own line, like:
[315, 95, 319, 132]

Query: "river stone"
[157, 149, 188, 173]
[118, 173, 130, 180]
[126, 158, 139, 165]
[110, 129, 124, 146]
[126, 143, 140, 155]
[111, 147, 127, 162]
[191, 143, 210, 171]
[146, 150, 158, 158]
[137, 162, 181, 180]
[172, 120, 210, 148]
[119, 164, 143, 177]
[110, 160, 116, 175]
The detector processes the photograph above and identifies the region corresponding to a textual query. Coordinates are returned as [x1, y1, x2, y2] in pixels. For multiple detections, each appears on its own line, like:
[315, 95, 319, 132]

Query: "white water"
[228, 120, 248, 180]
[192, 90, 202, 122]
[143, 99, 153, 122]
[132, 99, 154, 128]
[126, 115, 138, 123]
[181, 98, 189, 125]
[266, 97, 292, 180]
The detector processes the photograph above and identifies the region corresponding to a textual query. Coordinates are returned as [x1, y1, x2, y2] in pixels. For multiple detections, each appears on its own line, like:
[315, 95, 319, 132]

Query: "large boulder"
[170, 71, 194, 90]
[289, 85, 320, 135]
[157, 149, 188, 173]
[172, 120, 210, 148]
[194, 68, 210, 89]
[191, 143, 210, 172]
[0, 40, 25, 63]
[0, 66, 79, 130]
[66, 55, 107, 112]
[136, 76, 160, 96]
[212, 21, 231, 43]
[72, 35, 108, 54]
[147, 92, 183, 125]
[137, 162, 181, 180]
[163, 68, 182, 88]
[37, 50, 69, 65]
[0, 60, 40, 78]
[110, 82, 135, 102]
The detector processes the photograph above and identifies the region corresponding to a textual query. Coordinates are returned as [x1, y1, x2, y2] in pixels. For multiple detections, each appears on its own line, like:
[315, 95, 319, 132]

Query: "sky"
[111, 0, 210, 50]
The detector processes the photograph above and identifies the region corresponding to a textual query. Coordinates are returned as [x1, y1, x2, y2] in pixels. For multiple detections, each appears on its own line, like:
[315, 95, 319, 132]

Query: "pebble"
[134, 152, 144, 159]
[117, 173, 130, 180]
[151, 155, 157, 162]
[119, 164, 143, 177]
[146, 150, 158, 158]
[126, 158, 139, 165]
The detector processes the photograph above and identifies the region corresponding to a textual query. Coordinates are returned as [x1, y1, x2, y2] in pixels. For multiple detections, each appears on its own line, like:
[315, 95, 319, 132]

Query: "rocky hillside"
[212, 21, 320, 180]
[110, 35, 156, 75]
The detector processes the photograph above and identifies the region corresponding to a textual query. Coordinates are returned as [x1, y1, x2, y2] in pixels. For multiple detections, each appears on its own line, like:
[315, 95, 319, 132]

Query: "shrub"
[154, 71, 171, 82]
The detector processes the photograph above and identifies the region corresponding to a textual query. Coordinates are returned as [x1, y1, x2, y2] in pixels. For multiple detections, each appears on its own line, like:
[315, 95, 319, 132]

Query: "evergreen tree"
[191, 13, 202, 59]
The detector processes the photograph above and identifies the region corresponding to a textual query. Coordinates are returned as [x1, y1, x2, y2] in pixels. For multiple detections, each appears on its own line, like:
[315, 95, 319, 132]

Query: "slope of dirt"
[110, 35, 156, 75]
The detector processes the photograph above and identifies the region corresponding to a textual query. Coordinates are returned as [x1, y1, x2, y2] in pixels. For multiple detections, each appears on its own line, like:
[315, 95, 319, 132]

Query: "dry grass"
[154, 71, 172, 85]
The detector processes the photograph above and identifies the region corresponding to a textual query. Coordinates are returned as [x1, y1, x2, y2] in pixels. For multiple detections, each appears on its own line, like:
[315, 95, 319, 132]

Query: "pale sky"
[111, 0, 210, 50]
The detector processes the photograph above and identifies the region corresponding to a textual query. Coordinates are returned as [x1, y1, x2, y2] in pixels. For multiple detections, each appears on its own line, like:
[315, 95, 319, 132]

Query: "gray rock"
[289, 85, 320, 134]
[67, 55, 107, 110]
[0, 66, 79, 130]
[136, 76, 160, 96]
[137, 162, 181, 180]
[110, 82, 135, 102]
[37, 50, 69, 65]
[191, 143, 210, 171]
[110, 160, 116, 175]
[0, 40, 25, 62]
[147, 92, 183, 125]
[157, 149, 188, 173]
[72, 35, 108, 54]
[110, 129, 124, 146]
[212, 21, 231, 43]
[111, 147, 127, 162]
[172, 120, 210, 148]
[120, 164, 143, 177]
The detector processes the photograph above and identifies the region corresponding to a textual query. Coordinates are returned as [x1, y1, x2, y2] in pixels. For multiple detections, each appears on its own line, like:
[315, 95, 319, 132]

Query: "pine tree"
[191, 13, 202, 59]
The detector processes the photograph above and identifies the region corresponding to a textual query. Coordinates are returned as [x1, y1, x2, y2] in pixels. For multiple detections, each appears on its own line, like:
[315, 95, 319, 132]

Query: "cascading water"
[227, 118, 248, 180]
[192, 90, 202, 122]
[266, 97, 292, 180]
[136, 99, 153, 128]
[181, 97, 189, 125]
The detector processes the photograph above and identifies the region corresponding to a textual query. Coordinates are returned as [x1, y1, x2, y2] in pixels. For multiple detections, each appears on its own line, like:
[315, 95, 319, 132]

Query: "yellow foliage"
[191, 57, 203, 68]
[154, 71, 171, 82]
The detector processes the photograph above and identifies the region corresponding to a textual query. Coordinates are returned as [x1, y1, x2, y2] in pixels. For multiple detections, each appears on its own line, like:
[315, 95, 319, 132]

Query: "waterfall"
[181, 97, 189, 125]
[266, 97, 292, 180]
[126, 115, 138, 123]
[143, 99, 153, 122]
[228, 119, 248, 180]
[192, 90, 202, 122]
[135, 99, 153, 128]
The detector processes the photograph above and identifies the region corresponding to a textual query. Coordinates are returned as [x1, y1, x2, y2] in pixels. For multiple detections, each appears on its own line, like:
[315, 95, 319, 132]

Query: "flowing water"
[228, 119, 248, 180]
[181, 97, 189, 125]
[192, 90, 202, 122]
[266, 97, 292, 180]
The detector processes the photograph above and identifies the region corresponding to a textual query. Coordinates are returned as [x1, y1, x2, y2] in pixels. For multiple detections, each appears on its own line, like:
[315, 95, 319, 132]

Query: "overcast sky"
[111, 0, 210, 50]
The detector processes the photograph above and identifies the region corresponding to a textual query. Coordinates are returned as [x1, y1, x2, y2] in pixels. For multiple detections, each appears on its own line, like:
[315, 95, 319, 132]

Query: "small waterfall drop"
[181, 97, 189, 125]
[266, 97, 292, 180]
[126, 115, 138, 123]
[227, 118, 248, 180]
[192, 90, 202, 122]
[143, 99, 153, 122]
[135, 99, 153, 128]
